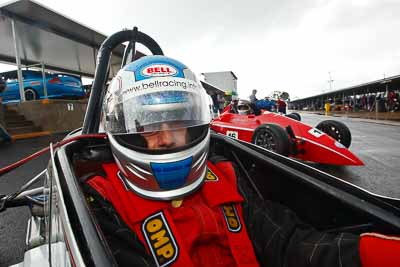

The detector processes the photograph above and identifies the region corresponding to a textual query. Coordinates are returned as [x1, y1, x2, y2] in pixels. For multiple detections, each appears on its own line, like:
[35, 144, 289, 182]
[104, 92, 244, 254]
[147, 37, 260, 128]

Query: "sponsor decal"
[226, 131, 238, 139]
[221, 204, 242, 232]
[205, 168, 218, 181]
[142, 64, 178, 77]
[142, 212, 179, 267]
[308, 128, 323, 138]
[30, 81, 40, 86]
[121, 77, 198, 97]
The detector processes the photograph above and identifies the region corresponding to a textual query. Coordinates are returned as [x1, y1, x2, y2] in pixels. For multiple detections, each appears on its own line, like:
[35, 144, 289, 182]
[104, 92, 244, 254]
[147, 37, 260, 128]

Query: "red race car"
[210, 103, 363, 166]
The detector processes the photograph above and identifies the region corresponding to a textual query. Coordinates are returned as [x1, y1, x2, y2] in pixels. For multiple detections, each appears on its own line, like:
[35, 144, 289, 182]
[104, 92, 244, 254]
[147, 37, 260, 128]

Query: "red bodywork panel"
[211, 110, 364, 166]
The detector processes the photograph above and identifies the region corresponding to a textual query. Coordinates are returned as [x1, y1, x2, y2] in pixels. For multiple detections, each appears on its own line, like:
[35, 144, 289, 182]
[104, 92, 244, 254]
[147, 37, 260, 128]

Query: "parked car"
[0, 70, 85, 103]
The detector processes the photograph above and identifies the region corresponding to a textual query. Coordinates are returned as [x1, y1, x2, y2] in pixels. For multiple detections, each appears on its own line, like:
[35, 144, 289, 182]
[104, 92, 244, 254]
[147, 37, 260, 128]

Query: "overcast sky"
[1, 0, 399, 99]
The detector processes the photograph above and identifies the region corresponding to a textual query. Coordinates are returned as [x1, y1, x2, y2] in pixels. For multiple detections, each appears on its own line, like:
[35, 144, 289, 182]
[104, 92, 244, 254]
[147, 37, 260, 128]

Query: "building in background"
[202, 71, 238, 95]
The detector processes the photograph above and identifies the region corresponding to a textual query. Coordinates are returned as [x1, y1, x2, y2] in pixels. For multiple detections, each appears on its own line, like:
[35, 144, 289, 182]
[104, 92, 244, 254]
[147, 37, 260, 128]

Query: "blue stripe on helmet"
[150, 157, 193, 189]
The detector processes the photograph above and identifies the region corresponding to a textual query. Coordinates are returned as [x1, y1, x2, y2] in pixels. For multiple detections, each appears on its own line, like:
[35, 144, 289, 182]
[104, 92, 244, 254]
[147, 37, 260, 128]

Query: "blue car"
[0, 70, 86, 103]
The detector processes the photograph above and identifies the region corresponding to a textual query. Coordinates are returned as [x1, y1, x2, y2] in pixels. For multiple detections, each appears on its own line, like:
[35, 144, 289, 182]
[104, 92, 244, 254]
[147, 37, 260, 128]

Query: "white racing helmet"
[237, 99, 252, 115]
[102, 56, 211, 200]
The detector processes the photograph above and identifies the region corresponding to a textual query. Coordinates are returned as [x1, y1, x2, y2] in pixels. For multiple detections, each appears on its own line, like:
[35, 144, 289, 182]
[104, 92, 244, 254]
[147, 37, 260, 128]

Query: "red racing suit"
[84, 158, 400, 267]
[87, 161, 259, 266]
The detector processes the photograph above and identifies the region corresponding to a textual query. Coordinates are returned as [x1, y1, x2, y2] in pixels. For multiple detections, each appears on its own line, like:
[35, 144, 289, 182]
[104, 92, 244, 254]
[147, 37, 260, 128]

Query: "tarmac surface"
[298, 112, 400, 199]
[0, 114, 400, 266]
[0, 134, 64, 267]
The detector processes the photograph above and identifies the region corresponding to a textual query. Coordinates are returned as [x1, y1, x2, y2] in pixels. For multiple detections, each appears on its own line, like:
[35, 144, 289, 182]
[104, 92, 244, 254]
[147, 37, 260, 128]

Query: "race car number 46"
[226, 131, 238, 139]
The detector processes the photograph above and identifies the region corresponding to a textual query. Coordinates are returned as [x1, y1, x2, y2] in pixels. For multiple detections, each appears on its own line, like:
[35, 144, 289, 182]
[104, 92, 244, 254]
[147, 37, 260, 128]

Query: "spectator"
[368, 94, 375, 112]
[324, 100, 331, 115]
[277, 98, 287, 114]
[217, 94, 225, 111]
[388, 91, 395, 112]
[230, 95, 239, 114]
[224, 90, 237, 108]
[394, 91, 400, 111]
[210, 92, 219, 113]
[361, 94, 367, 111]
[249, 89, 258, 104]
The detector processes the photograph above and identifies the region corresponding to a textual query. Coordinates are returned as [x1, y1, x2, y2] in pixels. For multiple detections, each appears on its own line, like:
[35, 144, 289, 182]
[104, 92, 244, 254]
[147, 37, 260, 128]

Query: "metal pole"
[41, 62, 48, 99]
[342, 93, 345, 110]
[385, 82, 389, 98]
[321, 97, 323, 110]
[328, 72, 334, 91]
[385, 83, 389, 112]
[11, 19, 25, 102]
[25, 63, 41, 68]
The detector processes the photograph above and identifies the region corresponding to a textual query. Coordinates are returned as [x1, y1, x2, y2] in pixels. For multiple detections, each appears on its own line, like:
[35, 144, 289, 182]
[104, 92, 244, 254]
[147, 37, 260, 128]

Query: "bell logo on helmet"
[142, 64, 178, 77]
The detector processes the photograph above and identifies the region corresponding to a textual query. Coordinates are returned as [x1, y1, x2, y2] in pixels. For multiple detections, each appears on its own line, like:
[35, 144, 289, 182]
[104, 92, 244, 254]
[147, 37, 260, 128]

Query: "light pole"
[328, 72, 334, 91]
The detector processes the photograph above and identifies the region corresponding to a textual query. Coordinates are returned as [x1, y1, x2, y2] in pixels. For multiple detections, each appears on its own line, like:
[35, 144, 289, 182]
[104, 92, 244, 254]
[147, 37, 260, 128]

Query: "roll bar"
[82, 28, 164, 134]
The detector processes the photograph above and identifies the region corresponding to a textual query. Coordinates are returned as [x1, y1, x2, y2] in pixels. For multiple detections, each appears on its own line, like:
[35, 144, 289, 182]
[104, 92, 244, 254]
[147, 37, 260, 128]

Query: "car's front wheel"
[316, 120, 352, 148]
[251, 123, 291, 156]
[24, 88, 38, 101]
[285, 112, 301, 121]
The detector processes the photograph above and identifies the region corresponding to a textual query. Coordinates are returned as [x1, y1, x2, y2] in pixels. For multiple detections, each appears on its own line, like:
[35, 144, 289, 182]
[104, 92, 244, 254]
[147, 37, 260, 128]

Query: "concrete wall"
[13, 99, 88, 133]
[0, 102, 11, 142]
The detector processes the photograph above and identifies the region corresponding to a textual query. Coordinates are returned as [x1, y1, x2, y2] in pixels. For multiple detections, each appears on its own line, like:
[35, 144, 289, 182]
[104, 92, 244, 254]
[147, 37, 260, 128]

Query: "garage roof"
[0, 0, 125, 77]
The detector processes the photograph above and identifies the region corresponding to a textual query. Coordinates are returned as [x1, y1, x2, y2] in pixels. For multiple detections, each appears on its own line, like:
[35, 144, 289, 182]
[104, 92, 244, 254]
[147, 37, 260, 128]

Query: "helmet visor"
[103, 78, 211, 134]
[238, 105, 249, 111]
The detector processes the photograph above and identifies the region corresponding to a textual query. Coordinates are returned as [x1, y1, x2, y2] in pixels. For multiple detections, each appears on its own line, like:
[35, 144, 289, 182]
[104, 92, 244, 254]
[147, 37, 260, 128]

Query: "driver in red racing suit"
[84, 55, 400, 267]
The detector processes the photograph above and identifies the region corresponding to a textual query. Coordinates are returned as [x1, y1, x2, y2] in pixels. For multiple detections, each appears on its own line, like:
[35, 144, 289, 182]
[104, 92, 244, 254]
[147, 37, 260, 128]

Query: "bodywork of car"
[211, 110, 364, 166]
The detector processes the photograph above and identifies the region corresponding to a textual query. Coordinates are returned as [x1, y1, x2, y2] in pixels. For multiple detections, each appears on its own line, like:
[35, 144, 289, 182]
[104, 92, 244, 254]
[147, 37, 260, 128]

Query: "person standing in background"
[210, 92, 220, 113]
[277, 98, 287, 114]
[249, 89, 258, 104]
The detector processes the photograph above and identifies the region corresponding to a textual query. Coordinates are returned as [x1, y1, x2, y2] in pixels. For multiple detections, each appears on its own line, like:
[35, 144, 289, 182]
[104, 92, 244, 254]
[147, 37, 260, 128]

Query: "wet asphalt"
[0, 134, 64, 267]
[0, 114, 399, 266]
[298, 113, 400, 199]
